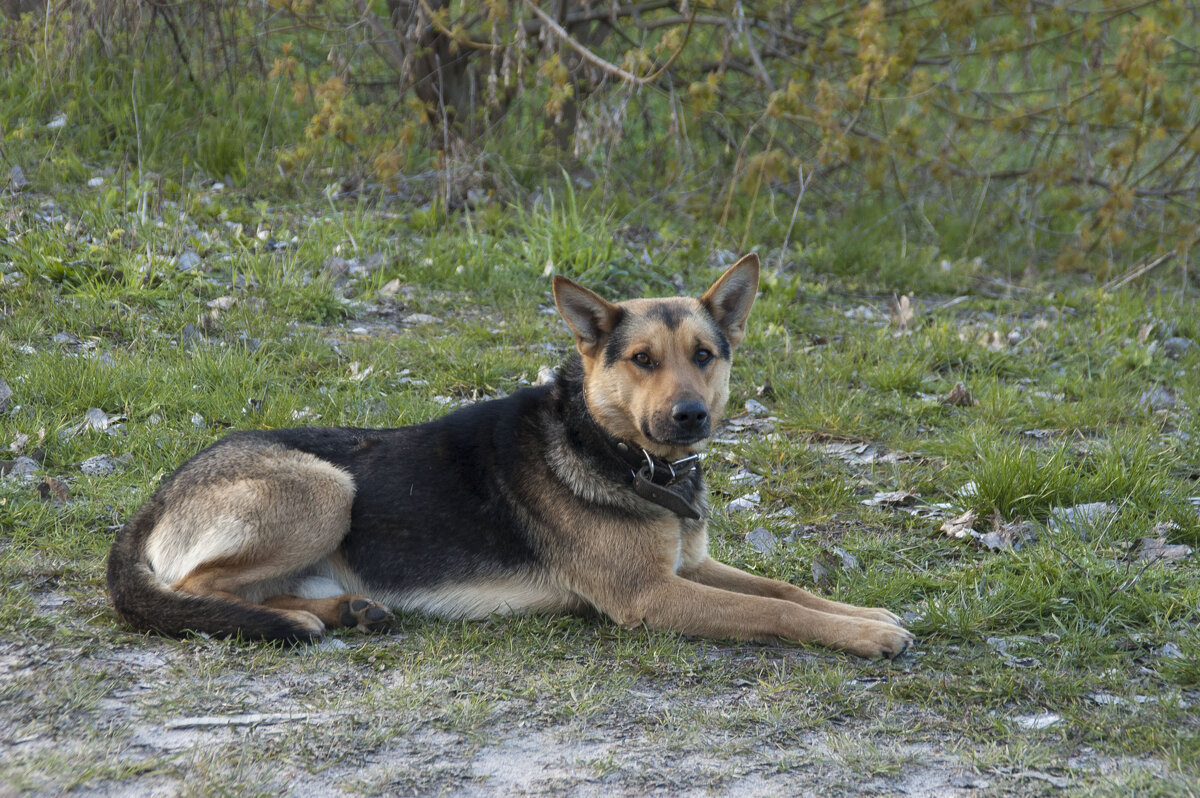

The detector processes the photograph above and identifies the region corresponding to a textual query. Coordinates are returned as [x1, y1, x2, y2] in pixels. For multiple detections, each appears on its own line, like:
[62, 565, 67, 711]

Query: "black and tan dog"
[107, 254, 912, 658]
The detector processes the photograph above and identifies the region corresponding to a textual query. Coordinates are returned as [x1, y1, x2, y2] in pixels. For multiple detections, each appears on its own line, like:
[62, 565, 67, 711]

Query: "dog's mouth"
[640, 422, 709, 450]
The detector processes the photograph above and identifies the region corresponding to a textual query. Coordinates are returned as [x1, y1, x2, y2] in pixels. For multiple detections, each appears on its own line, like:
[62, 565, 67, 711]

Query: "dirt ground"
[0, 590, 1180, 797]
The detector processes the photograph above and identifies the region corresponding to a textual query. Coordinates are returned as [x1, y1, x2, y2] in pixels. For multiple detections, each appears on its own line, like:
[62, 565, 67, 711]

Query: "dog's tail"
[106, 499, 320, 643]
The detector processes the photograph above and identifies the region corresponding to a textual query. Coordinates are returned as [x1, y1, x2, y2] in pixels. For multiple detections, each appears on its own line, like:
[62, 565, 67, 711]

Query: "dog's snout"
[671, 400, 709, 434]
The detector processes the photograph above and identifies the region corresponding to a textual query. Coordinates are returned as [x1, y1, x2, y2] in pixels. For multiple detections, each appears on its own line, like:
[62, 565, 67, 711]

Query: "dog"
[107, 254, 912, 658]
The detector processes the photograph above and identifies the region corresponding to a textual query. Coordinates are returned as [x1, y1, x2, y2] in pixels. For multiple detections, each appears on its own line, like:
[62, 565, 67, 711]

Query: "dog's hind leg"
[263, 594, 393, 633]
[146, 447, 364, 640]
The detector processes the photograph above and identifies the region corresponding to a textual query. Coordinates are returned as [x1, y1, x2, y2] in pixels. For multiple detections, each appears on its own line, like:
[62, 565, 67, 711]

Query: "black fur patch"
[648, 304, 685, 331]
[602, 318, 632, 366]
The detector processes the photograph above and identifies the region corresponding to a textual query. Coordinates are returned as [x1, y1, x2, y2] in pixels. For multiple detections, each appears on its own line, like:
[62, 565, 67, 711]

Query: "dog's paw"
[843, 620, 914, 659]
[339, 597, 394, 634]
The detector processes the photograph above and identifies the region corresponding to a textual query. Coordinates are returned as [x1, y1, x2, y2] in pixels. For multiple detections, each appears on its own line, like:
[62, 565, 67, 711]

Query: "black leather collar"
[605, 438, 704, 520]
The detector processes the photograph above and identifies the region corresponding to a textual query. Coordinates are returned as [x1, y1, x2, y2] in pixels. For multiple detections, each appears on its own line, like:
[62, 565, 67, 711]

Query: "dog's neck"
[555, 356, 704, 520]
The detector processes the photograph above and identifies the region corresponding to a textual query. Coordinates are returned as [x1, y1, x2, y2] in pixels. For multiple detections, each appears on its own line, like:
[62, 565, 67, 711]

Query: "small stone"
[207, 296, 237, 310]
[323, 256, 351, 278]
[46, 113, 67, 129]
[1, 456, 39, 478]
[402, 313, 441, 326]
[379, 278, 402, 297]
[745, 527, 778, 554]
[80, 453, 131, 476]
[82, 408, 110, 432]
[9, 165, 28, 191]
[175, 251, 202, 271]
[1163, 337, 1196, 360]
[1048, 502, 1117, 535]
[88, 176, 105, 188]
[744, 399, 769, 416]
[1014, 712, 1061, 730]
[0, 378, 11, 413]
[1138, 385, 1177, 412]
[727, 492, 761, 513]
[535, 366, 557, 386]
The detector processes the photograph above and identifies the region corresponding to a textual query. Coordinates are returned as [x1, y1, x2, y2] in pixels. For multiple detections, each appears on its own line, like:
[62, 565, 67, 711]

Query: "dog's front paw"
[339, 597, 394, 634]
[842, 620, 914, 659]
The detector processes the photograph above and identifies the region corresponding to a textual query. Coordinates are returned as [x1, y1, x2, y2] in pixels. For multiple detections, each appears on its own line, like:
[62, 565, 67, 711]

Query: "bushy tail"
[106, 499, 319, 643]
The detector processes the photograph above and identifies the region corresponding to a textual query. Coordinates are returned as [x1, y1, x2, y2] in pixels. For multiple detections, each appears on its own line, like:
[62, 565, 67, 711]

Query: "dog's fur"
[107, 255, 912, 658]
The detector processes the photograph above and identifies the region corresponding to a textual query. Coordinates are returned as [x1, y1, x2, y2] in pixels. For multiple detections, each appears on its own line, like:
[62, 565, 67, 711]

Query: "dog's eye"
[695, 349, 713, 365]
[632, 352, 654, 368]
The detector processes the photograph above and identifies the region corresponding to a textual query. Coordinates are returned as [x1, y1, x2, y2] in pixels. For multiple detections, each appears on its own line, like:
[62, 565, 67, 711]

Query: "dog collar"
[609, 440, 703, 520]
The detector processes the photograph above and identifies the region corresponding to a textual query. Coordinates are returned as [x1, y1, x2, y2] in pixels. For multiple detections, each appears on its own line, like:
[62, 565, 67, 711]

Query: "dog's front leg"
[609, 577, 913, 659]
[681, 558, 904, 626]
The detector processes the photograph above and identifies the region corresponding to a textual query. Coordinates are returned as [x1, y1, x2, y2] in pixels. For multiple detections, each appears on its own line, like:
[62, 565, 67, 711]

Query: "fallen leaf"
[862, 490, 917, 507]
[977, 330, 1006, 350]
[976, 511, 1037, 551]
[379, 278, 402, 297]
[1133, 536, 1192, 564]
[940, 509, 977, 539]
[37, 477, 69, 504]
[941, 382, 977, 407]
[888, 293, 914, 333]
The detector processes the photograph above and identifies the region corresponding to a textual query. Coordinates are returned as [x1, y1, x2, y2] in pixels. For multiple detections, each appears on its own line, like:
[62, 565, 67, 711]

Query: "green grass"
[4, 117, 1200, 798]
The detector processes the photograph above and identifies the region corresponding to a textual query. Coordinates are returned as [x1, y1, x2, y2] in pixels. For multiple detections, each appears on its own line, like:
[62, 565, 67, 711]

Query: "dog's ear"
[700, 253, 760, 349]
[553, 275, 622, 357]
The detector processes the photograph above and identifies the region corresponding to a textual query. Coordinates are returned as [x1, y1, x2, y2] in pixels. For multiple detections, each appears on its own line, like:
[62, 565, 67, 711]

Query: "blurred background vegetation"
[2, 0, 1199, 281]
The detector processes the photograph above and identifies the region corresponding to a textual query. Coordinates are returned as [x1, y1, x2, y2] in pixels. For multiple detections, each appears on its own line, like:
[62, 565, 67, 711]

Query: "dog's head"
[553, 254, 760, 459]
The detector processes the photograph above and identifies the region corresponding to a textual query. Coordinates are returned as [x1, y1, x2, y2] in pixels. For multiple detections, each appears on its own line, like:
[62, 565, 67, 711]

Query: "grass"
[4, 97, 1200, 798]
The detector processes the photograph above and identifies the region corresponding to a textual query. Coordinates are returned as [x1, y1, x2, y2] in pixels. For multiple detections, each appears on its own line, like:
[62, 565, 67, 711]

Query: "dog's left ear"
[553, 275, 623, 358]
[700, 253, 760, 349]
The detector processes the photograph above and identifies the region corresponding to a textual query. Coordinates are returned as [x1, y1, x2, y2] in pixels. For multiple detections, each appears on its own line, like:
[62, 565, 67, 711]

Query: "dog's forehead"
[617, 297, 706, 330]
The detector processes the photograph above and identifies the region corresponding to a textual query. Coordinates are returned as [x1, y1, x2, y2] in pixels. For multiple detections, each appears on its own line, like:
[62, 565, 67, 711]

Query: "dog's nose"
[671, 400, 709, 434]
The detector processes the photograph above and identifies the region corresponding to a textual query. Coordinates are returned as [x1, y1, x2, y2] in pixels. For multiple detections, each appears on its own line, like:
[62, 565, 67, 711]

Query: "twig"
[523, 0, 673, 86]
[1102, 251, 1176, 292]
[777, 163, 812, 270]
[351, 0, 408, 73]
[734, 1, 774, 91]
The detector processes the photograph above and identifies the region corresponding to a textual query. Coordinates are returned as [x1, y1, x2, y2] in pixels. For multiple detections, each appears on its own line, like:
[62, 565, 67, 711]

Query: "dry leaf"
[888, 293, 914, 333]
[940, 509, 977, 539]
[941, 382, 977, 407]
[37, 477, 69, 504]
[976, 511, 1037, 551]
[1133, 536, 1192, 564]
[862, 490, 917, 507]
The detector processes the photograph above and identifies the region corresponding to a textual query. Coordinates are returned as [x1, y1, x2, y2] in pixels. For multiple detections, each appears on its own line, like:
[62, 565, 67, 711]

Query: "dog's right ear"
[553, 275, 622, 358]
